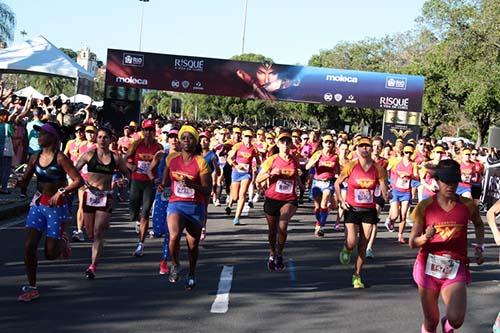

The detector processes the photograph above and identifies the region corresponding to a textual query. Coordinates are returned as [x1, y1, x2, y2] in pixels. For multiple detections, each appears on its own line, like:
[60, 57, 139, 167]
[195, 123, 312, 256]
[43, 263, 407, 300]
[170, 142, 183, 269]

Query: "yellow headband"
[178, 125, 200, 144]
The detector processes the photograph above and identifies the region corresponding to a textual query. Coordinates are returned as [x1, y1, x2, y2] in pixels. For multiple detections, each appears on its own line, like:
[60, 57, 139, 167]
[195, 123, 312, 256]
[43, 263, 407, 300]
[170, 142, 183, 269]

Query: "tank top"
[35, 151, 66, 183]
[343, 160, 386, 209]
[459, 161, 476, 188]
[391, 159, 416, 192]
[261, 154, 299, 202]
[232, 142, 258, 173]
[130, 140, 163, 182]
[412, 196, 476, 263]
[203, 150, 218, 173]
[312, 151, 339, 180]
[87, 150, 116, 175]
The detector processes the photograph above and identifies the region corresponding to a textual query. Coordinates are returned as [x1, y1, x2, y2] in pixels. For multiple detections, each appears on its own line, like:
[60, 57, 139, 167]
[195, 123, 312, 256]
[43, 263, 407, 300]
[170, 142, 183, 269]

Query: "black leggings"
[129, 180, 155, 221]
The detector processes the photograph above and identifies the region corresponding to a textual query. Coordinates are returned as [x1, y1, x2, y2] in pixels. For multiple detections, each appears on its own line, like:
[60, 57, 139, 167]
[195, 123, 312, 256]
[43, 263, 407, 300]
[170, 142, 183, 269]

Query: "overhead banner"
[105, 49, 425, 112]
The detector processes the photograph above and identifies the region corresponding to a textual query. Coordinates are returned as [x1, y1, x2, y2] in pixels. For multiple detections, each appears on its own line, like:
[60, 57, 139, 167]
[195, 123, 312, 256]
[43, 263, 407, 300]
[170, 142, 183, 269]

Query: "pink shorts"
[413, 258, 471, 291]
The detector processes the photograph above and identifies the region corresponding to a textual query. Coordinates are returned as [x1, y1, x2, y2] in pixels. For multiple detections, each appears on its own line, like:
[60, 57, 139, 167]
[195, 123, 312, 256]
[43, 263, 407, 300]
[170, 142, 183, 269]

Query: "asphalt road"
[1, 200, 499, 333]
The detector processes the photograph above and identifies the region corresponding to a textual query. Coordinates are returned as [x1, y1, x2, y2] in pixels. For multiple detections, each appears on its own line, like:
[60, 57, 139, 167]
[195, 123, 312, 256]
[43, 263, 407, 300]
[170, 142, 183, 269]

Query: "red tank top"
[166, 152, 210, 203]
[232, 142, 258, 173]
[261, 154, 299, 202]
[343, 161, 386, 209]
[391, 159, 416, 192]
[412, 196, 476, 263]
[459, 161, 476, 188]
[311, 151, 339, 180]
[130, 140, 163, 182]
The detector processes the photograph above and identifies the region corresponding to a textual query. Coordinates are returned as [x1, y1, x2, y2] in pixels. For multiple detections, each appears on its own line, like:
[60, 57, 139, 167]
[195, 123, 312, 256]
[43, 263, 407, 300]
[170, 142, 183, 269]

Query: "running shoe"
[133, 243, 144, 257]
[214, 199, 221, 207]
[159, 260, 169, 275]
[267, 255, 276, 272]
[169, 265, 180, 283]
[339, 246, 352, 265]
[135, 221, 141, 234]
[200, 228, 207, 241]
[275, 255, 285, 271]
[60, 232, 72, 259]
[441, 316, 454, 333]
[366, 248, 374, 259]
[233, 218, 240, 226]
[247, 201, 254, 208]
[314, 225, 324, 238]
[185, 275, 196, 291]
[225, 207, 231, 216]
[333, 223, 344, 232]
[85, 264, 96, 279]
[352, 274, 365, 289]
[18, 285, 39, 302]
[71, 230, 85, 242]
[384, 217, 395, 232]
[252, 193, 260, 203]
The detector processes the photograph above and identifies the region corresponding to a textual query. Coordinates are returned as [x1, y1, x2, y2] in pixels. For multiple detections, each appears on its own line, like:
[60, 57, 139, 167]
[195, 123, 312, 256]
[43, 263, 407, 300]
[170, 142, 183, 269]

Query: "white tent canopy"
[58, 93, 69, 101]
[0, 36, 94, 80]
[15, 86, 45, 99]
[69, 94, 92, 104]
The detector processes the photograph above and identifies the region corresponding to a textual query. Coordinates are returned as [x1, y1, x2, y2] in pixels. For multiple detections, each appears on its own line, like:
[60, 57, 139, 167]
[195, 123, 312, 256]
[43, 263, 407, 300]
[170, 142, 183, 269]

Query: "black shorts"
[264, 197, 298, 217]
[374, 196, 386, 208]
[344, 208, 378, 225]
[471, 185, 481, 199]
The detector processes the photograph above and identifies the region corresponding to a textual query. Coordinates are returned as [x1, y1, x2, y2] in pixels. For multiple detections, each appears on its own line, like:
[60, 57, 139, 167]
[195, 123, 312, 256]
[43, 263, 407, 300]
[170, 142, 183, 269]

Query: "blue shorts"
[411, 180, 420, 188]
[456, 185, 471, 196]
[311, 179, 334, 198]
[167, 201, 205, 228]
[231, 169, 252, 182]
[152, 191, 169, 237]
[26, 203, 70, 239]
[390, 189, 411, 203]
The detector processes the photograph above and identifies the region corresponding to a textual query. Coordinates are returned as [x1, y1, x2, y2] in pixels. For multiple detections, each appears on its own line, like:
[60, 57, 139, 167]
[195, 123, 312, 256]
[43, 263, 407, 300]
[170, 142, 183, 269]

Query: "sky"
[4, 0, 426, 66]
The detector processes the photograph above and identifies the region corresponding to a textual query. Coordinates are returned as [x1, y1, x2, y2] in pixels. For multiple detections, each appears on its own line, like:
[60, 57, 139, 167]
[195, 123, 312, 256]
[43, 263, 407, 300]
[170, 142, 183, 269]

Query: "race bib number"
[30, 192, 42, 207]
[374, 185, 381, 197]
[276, 179, 294, 194]
[425, 254, 460, 279]
[462, 174, 471, 183]
[137, 160, 150, 174]
[173, 181, 195, 199]
[354, 189, 373, 204]
[396, 177, 410, 189]
[86, 190, 107, 207]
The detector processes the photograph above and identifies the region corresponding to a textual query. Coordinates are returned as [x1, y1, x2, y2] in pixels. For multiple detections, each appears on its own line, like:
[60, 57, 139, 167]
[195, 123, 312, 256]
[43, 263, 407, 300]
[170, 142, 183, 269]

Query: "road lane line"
[0, 219, 24, 231]
[210, 265, 234, 314]
[287, 259, 296, 282]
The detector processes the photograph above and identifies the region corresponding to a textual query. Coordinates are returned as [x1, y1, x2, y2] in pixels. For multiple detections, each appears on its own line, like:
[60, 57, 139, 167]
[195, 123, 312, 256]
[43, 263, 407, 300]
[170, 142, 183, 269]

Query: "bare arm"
[147, 151, 163, 181]
[486, 200, 500, 245]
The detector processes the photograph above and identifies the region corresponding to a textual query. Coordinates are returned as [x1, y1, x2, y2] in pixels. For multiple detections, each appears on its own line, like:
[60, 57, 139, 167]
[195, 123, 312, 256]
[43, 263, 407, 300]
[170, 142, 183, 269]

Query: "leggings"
[129, 180, 155, 221]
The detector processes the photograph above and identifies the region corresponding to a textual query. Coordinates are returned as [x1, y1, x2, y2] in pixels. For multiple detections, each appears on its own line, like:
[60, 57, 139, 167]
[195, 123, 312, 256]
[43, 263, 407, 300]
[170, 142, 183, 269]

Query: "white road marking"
[0, 219, 24, 231]
[211, 265, 234, 314]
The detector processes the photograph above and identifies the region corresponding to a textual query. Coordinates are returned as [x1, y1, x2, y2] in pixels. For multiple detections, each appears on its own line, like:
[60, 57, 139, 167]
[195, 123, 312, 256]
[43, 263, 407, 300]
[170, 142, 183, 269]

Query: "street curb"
[0, 201, 30, 222]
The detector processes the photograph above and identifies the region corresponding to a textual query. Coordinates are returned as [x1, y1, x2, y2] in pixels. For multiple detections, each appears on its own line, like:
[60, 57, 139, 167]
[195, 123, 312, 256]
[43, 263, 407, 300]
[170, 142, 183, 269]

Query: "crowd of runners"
[8, 112, 500, 332]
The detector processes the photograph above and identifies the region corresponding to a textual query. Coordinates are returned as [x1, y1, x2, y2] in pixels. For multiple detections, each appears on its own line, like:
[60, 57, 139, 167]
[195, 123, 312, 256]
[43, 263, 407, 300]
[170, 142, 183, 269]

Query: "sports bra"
[87, 150, 116, 175]
[35, 152, 67, 183]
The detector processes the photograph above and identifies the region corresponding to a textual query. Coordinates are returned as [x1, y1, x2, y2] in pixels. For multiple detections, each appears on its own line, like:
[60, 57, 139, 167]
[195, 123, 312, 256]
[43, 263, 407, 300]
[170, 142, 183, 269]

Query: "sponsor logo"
[323, 93, 333, 102]
[115, 76, 148, 85]
[334, 93, 343, 102]
[193, 81, 204, 91]
[171, 80, 180, 88]
[379, 96, 409, 110]
[325, 74, 358, 83]
[174, 58, 204, 72]
[182, 80, 190, 89]
[122, 53, 144, 67]
[385, 77, 407, 90]
[345, 95, 357, 104]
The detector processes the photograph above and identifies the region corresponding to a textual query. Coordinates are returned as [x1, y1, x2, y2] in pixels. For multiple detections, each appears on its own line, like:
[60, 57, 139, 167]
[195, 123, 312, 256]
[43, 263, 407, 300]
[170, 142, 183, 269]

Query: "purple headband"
[34, 123, 61, 141]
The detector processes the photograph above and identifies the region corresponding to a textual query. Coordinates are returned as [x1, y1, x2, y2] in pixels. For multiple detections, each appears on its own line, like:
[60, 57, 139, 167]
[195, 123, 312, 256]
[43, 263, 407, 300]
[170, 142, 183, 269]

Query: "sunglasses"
[75, 128, 84, 132]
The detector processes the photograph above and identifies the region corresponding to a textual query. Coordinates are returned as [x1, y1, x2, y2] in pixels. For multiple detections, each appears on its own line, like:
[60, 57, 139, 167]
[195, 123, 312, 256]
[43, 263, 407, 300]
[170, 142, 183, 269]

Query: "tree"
[0, 2, 15, 45]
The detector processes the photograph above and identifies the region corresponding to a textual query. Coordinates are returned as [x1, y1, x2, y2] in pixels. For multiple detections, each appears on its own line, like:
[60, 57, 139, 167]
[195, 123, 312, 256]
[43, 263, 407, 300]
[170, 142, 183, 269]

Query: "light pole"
[241, 0, 248, 54]
[139, 0, 149, 51]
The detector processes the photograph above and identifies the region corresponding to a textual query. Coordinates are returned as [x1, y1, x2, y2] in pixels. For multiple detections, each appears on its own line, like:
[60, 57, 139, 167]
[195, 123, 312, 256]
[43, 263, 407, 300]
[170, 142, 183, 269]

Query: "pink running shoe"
[159, 260, 170, 275]
[18, 286, 39, 302]
[85, 264, 96, 279]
